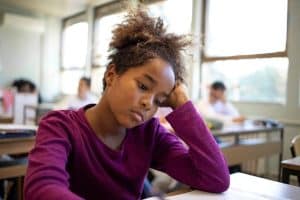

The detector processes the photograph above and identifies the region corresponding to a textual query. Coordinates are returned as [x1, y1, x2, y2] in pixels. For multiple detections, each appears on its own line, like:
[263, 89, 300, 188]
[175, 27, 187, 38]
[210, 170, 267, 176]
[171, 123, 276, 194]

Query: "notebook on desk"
[0, 124, 37, 138]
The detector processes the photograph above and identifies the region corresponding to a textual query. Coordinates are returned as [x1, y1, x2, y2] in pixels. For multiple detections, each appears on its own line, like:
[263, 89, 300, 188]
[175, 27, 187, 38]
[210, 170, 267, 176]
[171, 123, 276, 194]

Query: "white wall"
[40, 16, 61, 102]
[0, 10, 61, 102]
[0, 25, 41, 87]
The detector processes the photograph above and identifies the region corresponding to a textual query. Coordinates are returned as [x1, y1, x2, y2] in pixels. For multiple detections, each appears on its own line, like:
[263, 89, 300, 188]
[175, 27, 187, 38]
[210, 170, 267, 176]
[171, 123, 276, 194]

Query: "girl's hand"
[162, 83, 189, 110]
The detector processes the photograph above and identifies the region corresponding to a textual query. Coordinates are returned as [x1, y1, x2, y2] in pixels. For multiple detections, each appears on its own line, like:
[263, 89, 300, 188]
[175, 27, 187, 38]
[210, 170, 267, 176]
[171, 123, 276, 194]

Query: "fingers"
[163, 83, 189, 109]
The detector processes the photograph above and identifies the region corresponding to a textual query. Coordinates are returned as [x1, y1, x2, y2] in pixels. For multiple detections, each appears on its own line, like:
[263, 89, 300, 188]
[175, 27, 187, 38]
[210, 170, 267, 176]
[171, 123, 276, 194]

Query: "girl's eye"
[137, 82, 148, 91]
[154, 99, 162, 106]
[154, 99, 164, 106]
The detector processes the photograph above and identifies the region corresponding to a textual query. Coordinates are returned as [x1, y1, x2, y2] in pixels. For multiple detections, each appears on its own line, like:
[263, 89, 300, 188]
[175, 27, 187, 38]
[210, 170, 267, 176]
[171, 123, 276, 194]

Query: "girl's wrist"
[171, 95, 189, 110]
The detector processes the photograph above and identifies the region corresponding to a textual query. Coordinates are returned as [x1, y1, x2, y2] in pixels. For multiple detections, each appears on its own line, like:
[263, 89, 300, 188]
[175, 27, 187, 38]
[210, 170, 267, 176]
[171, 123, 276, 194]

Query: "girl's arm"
[24, 113, 83, 200]
[151, 84, 230, 193]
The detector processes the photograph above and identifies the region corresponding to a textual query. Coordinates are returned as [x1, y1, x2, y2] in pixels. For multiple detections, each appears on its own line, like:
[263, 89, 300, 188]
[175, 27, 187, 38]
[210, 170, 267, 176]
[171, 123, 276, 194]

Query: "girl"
[24, 7, 229, 200]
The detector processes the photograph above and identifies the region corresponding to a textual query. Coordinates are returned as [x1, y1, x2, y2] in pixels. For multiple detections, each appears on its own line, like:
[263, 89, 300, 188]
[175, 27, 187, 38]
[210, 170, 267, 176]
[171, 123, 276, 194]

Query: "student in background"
[12, 78, 36, 93]
[24, 7, 229, 200]
[12, 78, 42, 103]
[198, 81, 245, 125]
[68, 77, 98, 110]
[198, 81, 243, 174]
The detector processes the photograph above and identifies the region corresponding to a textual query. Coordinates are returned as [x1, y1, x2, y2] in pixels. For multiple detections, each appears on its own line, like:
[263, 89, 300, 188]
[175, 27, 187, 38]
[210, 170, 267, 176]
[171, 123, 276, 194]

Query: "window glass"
[93, 12, 125, 67]
[91, 67, 106, 95]
[148, 0, 193, 34]
[62, 22, 88, 69]
[93, 0, 193, 67]
[205, 0, 288, 56]
[61, 70, 85, 95]
[202, 58, 289, 104]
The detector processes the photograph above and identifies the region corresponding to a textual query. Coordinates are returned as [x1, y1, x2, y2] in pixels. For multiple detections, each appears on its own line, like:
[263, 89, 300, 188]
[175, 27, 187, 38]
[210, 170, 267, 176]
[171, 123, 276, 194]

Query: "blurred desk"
[24, 103, 54, 124]
[0, 124, 36, 200]
[213, 121, 284, 177]
[0, 136, 34, 179]
[0, 124, 36, 175]
[0, 136, 35, 155]
[281, 156, 300, 184]
[145, 173, 300, 199]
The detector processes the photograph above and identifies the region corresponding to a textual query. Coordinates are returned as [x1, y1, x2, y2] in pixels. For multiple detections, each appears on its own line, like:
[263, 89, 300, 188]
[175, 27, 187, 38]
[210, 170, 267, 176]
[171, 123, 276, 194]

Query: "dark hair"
[211, 81, 226, 91]
[12, 78, 36, 92]
[80, 77, 91, 88]
[102, 6, 191, 90]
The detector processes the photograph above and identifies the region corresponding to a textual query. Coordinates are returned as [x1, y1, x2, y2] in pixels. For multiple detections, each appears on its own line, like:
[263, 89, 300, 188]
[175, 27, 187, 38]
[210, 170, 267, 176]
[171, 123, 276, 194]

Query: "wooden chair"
[290, 135, 300, 157]
[289, 134, 300, 185]
[281, 157, 300, 185]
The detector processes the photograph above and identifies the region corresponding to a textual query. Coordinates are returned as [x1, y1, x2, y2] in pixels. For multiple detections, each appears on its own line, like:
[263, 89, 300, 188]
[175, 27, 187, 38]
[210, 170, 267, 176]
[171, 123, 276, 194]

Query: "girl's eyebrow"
[143, 73, 156, 84]
[143, 73, 171, 97]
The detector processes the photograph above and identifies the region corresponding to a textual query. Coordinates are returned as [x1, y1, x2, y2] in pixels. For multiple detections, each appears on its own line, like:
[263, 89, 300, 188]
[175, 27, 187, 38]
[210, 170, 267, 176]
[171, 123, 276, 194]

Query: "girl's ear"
[104, 64, 117, 87]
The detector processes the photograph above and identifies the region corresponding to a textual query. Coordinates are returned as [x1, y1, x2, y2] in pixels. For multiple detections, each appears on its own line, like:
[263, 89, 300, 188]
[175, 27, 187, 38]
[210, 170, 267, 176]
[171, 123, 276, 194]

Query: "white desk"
[145, 173, 300, 199]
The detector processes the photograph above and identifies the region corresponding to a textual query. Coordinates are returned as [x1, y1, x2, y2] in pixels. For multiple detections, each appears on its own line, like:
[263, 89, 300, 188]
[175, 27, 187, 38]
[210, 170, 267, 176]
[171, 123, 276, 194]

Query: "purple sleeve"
[151, 101, 230, 193]
[24, 114, 84, 200]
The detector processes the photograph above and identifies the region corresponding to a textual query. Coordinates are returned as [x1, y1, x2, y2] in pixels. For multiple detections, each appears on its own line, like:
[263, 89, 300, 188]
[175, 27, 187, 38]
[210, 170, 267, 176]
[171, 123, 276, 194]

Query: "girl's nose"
[141, 94, 154, 110]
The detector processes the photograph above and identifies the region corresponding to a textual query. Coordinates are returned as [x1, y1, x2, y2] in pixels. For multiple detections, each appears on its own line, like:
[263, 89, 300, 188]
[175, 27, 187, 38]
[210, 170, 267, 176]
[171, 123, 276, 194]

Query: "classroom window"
[61, 70, 85, 94]
[146, 0, 193, 35]
[202, 58, 288, 103]
[92, 0, 193, 93]
[61, 13, 88, 94]
[201, 0, 288, 104]
[93, 11, 125, 67]
[92, 2, 125, 94]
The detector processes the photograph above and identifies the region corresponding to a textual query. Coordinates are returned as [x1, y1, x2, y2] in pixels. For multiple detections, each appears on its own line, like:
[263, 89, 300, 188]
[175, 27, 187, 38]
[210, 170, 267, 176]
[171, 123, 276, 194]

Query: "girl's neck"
[85, 97, 126, 138]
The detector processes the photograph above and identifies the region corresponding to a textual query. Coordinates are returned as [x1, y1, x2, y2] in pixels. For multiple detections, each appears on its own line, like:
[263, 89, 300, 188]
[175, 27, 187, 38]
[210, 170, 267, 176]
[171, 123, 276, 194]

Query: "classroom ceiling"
[0, 0, 108, 18]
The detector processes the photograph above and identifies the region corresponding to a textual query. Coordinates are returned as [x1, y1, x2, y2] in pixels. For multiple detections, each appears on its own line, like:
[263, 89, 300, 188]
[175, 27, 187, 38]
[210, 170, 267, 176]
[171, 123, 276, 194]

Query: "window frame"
[200, 0, 289, 103]
[60, 11, 88, 94]
[92, 0, 124, 69]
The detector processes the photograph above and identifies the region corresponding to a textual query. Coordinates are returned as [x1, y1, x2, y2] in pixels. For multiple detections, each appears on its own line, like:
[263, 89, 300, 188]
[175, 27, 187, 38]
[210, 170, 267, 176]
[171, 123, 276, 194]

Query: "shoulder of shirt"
[39, 109, 79, 125]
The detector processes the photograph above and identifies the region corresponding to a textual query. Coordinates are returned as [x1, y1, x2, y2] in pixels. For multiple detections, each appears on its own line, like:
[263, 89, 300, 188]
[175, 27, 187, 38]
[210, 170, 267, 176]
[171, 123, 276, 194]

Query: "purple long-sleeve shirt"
[24, 101, 229, 200]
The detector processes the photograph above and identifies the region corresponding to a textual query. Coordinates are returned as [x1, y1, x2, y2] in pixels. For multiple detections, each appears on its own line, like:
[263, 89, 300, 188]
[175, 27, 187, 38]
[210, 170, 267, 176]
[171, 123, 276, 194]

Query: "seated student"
[24, 7, 229, 200]
[198, 81, 244, 173]
[68, 77, 98, 110]
[12, 78, 42, 103]
[198, 81, 245, 125]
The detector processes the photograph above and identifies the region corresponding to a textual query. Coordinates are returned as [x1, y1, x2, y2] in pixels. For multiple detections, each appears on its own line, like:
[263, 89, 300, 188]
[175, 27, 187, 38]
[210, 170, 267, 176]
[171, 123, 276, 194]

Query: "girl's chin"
[121, 119, 145, 129]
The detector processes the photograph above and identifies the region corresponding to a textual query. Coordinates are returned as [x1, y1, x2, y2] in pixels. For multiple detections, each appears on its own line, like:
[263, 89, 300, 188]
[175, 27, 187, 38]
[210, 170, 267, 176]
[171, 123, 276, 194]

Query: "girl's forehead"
[124, 58, 176, 90]
[136, 59, 174, 78]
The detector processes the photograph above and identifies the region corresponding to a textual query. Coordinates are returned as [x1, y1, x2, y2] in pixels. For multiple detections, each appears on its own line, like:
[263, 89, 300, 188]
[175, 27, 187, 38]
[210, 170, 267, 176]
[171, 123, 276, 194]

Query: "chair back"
[291, 135, 300, 157]
[13, 93, 38, 124]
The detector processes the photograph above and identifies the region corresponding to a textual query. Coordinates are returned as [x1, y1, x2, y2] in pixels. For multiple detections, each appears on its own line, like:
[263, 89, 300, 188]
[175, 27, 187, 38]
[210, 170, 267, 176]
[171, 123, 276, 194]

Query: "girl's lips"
[131, 111, 144, 122]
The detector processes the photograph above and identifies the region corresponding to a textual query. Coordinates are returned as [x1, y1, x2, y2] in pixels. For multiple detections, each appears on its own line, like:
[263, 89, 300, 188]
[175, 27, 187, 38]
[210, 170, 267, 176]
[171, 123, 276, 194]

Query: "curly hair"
[103, 6, 191, 90]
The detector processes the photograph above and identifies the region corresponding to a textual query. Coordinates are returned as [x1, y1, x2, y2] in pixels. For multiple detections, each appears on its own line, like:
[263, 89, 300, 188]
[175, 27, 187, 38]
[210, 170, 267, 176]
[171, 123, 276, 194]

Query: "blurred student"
[24, 7, 229, 200]
[12, 78, 42, 103]
[198, 81, 245, 125]
[12, 78, 36, 93]
[68, 77, 98, 110]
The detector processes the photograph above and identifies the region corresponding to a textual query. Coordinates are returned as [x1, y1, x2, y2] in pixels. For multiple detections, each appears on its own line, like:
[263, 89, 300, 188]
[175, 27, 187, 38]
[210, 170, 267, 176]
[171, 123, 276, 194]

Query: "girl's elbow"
[215, 179, 230, 193]
[195, 172, 230, 193]
[214, 173, 230, 193]
[207, 171, 230, 193]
